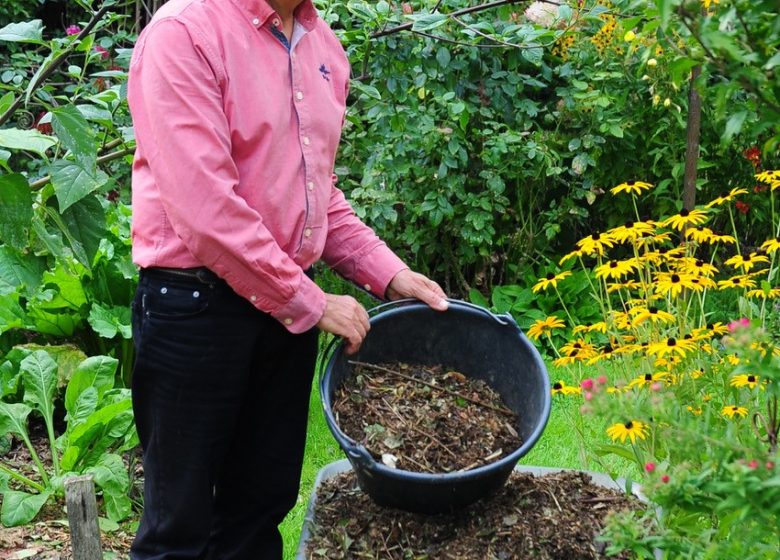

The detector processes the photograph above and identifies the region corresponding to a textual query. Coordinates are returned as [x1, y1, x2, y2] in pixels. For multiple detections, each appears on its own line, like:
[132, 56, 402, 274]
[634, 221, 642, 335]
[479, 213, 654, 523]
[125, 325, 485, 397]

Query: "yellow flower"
[551, 380, 581, 395]
[730, 374, 760, 389]
[573, 321, 607, 334]
[527, 316, 566, 340]
[595, 258, 638, 280]
[576, 232, 615, 256]
[607, 280, 642, 293]
[677, 257, 718, 277]
[623, 30, 636, 42]
[660, 208, 709, 231]
[608, 220, 655, 243]
[717, 275, 757, 290]
[532, 271, 572, 293]
[626, 371, 670, 389]
[760, 237, 780, 254]
[705, 187, 748, 208]
[559, 248, 585, 266]
[721, 405, 748, 419]
[630, 305, 675, 326]
[606, 420, 648, 444]
[755, 169, 780, 185]
[688, 276, 717, 292]
[709, 232, 737, 244]
[610, 180, 653, 196]
[747, 287, 780, 299]
[647, 337, 697, 358]
[724, 252, 770, 273]
[708, 322, 729, 336]
[684, 226, 715, 244]
[647, 58, 657, 67]
[687, 405, 702, 415]
[654, 271, 697, 297]
[701, 0, 719, 9]
[560, 339, 597, 358]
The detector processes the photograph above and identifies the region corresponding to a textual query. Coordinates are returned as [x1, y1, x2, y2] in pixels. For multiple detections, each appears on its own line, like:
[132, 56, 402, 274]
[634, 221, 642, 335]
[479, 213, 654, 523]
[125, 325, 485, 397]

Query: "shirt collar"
[229, 0, 318, 29]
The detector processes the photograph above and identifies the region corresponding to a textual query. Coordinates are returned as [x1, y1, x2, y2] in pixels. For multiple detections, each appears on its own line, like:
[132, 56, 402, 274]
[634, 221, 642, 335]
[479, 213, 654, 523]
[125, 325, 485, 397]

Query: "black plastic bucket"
[320, 299, 551, 514]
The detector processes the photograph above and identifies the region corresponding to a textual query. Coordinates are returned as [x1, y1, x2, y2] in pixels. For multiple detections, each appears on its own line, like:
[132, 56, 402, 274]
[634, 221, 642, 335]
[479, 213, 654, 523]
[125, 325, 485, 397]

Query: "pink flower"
[728, 318, 750, 332]
[645, 462, 656, 473]
[767, 462, 775, 469]
[748, 459, 759, 469]
[66, 25, 81, 36]
[650, 382, 663, 392]
[95, 45, 110, 59]
[581, 378, 594, 391]
[584, 391, 593, 401]
[597, 375, 608, 385]
[661, 474, 670, 483]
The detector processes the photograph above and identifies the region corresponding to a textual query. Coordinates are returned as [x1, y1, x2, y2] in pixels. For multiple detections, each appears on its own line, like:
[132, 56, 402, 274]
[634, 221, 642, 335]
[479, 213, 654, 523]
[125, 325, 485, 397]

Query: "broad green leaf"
[722, 111, 748, 144]
[65, 355, 118, 415]
[0, 20, 44, 43]
[49, 159, 108, 213]
[38, 262, 88, 311]
[60, 195, 106, 268]
[75, 104, 114, 125]
[350, 81, 381, 100]
[0, 401, 33, 438]
[521, 46, 544, 66]
[593, 443, 637, 462]
[408, 13, 448, 32]
[64, 399, 133, 470]
[0, 173, 33, 250]
[21, 351, 58, 430]
[0, 490, 51, 527]
[0, 360, 21, 398]
[17, 343, 88, 388]
[0, 128, 57, 156]
[27, 308, 79, 337]
[86, 453, 131, 521]
[0, 245, 46, 297]
[0, 289, 25, 337]
[31, 216, 66, 259]
[88, 304, 132, 339]
[436, 47, 451, 68]
[69, 386, 99, 425]
[51, 105, 97, 167]
[0, 92, 14, 114]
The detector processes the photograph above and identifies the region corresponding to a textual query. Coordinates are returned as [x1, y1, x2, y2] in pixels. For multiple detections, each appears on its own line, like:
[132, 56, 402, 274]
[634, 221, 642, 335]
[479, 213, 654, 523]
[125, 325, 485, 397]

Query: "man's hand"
[386, 269, 448, 311]
[316, 294, 370, 355]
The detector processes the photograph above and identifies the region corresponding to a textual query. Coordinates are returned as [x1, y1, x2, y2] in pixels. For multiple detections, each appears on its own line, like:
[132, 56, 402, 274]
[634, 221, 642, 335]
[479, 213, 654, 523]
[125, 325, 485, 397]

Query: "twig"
[348, 360, 515, 416]
[546, 488, 563, 512]
[457, 448, 503, 472]
[379, 396, 457, 458]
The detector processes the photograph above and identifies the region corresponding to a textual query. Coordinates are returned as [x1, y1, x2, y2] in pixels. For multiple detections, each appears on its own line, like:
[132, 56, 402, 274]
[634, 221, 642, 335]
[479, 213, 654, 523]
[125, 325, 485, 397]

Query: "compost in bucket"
[332, 360, 523, 473]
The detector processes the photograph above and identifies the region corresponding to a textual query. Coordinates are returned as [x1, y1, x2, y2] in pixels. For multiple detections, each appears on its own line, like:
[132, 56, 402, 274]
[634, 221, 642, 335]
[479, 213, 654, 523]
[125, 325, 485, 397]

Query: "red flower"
[754, 184, 767, 193]
[747, 459, 759, 469]
[95, 45, 110, 60]
[34, 111, 52, 135]
[735, 201, 750, 215]
[402, 2, 413, 14]
[661, 474, 670, 483]
[743, 146, 760, 168]
[65, 25, 81, 36]
[645, 462, 656, 473]
[581, 378, 594, 390]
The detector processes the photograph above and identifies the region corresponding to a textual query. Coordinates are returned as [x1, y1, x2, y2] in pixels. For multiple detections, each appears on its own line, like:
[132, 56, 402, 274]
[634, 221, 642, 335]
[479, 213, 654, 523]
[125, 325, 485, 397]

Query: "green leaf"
[521, 46, 543, 66]
[0, 490, 51, 526]
[59, 195, 107, 268]
[409, 13, 448, 32]
[0, 20, 44, 43]
[0, 128, 57, 156]
[49, 159, 108, 213]
[0, 360, 21, 399]
[86, 453, 131, 521]
[88, 304, 132, 339]
[65, 355, 118, 415]
[722, 111, 748, 145]
[51, 105, 97, 167]
[0, 173, 33, 250]
[350, 81, 381, 100]
[69, 386, 99, 424]
[0, 245, 46, 297]
[0, 92, 14, 115]
[20, 351, 58, 427]
[593, 443, 637, 462]
[0, 293, 26, 335]
[16, 343, 87, 388]
[436, 47, 451, 68]
[39, 262, 88, 311]
[0, 401, 33, 438]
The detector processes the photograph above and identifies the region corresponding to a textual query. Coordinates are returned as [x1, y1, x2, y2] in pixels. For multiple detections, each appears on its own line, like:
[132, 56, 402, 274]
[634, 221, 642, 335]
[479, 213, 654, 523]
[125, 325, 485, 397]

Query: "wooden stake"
[64, 475, 103, 560]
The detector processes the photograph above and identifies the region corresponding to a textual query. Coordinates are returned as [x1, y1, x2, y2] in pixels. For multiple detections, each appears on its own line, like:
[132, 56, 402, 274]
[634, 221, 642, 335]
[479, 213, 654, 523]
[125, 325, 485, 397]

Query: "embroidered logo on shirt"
[319, 64, 331, 81]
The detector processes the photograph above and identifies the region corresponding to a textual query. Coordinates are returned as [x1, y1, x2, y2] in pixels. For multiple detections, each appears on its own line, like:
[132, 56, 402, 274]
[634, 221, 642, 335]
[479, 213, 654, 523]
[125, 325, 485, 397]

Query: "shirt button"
[304, 228, 312, 238]
[302, 136, 310, 146]
[284, 318, 293, 326]
[364, 284, 371, 291]
[272, 18, 281, 26]
[296, 91, 304, 101]
[252, 17, 260, 25]
[250, 295, 257, 302]
[307, 181, 314, 191]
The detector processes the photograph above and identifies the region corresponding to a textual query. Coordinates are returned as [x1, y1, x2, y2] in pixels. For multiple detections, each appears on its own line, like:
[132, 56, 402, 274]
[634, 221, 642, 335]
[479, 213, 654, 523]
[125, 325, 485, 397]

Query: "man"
[126, 0, 448, 558]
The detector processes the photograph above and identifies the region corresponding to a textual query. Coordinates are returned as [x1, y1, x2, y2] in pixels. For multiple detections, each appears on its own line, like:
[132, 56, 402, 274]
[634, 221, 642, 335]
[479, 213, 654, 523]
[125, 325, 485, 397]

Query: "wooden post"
[64, 475, 103, 560]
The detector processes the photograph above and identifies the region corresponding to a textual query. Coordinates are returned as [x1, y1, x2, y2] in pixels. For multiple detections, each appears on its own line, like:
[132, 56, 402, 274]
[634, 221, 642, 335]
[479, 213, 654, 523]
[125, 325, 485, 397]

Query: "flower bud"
[647, 58, 658, 67]
[661, 474, 670, 483]
[645, 462, 656, 473]
[597, 375, 608, 385]
[663, 98, 671, 107]
[581, 378, 594, 390]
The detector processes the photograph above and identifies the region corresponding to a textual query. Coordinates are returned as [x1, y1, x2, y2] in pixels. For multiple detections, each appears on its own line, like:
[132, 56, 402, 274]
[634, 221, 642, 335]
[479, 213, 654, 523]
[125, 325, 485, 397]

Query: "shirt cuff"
[268, 272, 327, 334]
[349, 246, 409, 300]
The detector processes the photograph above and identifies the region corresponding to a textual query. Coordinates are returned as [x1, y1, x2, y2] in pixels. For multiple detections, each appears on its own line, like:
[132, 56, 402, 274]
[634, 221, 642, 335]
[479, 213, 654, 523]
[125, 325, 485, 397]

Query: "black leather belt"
[141, 267, 221, 284]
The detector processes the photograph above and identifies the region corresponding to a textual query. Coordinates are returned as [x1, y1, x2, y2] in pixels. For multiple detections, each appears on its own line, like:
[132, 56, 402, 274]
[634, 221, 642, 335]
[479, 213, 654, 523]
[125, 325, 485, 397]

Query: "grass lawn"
[280, 362, 638, 559]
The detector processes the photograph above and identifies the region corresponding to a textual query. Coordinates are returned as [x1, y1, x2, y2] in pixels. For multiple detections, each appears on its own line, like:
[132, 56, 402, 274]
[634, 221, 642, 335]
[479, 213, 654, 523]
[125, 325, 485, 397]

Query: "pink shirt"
[128, 0, 407, 333]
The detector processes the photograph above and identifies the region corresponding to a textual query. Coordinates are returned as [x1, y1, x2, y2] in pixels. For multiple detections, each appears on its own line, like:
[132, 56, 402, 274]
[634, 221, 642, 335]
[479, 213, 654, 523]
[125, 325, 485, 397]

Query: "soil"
[305, 470, 639, 560]
[333, 361, 522, 473]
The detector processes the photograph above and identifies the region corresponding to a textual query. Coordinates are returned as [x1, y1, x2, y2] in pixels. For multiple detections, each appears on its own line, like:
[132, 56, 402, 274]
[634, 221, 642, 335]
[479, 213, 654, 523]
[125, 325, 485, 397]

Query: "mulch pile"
[305, 469, 639, 559]
[332, 361, 522, 472]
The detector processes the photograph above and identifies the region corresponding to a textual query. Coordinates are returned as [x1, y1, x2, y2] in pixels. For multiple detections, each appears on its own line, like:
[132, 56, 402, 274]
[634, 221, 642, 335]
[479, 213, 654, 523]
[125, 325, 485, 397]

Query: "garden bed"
[298, 460, 645, 560]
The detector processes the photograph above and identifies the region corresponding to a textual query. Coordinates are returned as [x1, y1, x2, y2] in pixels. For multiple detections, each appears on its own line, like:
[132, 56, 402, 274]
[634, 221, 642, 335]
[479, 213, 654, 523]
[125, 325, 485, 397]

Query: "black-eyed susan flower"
[559, 339, 597, 359]
[532, 271, 572, 293]
[660, 208, 709, 231]
[708, 322, 729, 336]
[647, 336, 697, 358]
[559, 248, 585, 266]
[573, 321, 608, 335]
[755, 169, 780, 185]
[747, 287, 780, 299]
[678, 258, 718, 277]
[607, 279, 642, 293]
[526, 316, 566, 340]
[721, 405, 748, 419]
[630, 305, 675, 326]
[730, 374, 760, 389]
[654, 271, 697, 297]
[687, 405, 703, 415]
[705, 187, 749, 208]
[724, 252, 770, 273]
[610, 180, 653, 196]
[609, 220, 655, 243]
[717, 275, 757, 290]
[760, 237, 780, 254]
[606, 420, 649, 443]
[626, 371, 670, 389]
[576, 232, 615, 256]
[595, 258, 638, 280]
[610, 310, 632, 330]
[709, 232, 737, 244]
[551, 380, 581, 395]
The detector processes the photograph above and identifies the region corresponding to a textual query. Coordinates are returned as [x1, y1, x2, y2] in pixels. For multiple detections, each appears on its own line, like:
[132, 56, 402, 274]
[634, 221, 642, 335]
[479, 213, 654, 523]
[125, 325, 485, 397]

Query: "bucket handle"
[367, 297, 517, 327]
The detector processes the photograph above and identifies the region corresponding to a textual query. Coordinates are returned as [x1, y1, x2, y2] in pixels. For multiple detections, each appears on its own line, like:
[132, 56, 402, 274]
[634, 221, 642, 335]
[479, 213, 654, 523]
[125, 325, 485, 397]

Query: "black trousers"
[129, 268, 319, 560]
